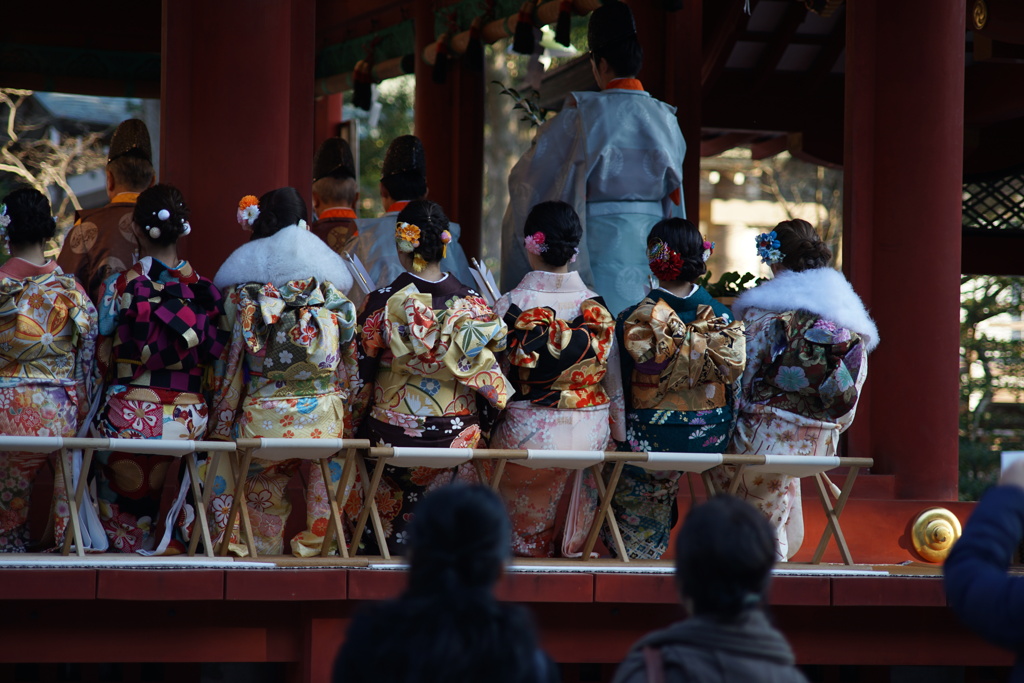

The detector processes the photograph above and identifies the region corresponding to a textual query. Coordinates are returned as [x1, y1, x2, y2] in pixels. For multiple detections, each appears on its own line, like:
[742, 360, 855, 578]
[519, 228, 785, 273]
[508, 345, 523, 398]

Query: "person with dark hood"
[332, 484, 559, 683]
[612, 494, 808, 683]
[353, 135, 474, 289]
[58, 118, 156, 303]
[311, 137, 366, 305]
[501, 1, 687, 316]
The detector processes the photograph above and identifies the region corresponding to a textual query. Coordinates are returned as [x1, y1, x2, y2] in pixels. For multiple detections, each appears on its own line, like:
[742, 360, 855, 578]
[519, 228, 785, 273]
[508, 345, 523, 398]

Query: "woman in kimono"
[94, 184, 227, 554]
[609, 218, 745, 560]
[351, 200, 508, 555]
[209, 187, 357, 556]
[711, 219, 878, 560]
[491, 201, 624, 557]
[0, 189, 97, 551]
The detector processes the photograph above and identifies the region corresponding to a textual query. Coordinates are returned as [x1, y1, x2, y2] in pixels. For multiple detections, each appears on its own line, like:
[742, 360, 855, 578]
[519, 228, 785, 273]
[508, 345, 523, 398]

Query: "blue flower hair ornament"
[756, 230, 783, 265]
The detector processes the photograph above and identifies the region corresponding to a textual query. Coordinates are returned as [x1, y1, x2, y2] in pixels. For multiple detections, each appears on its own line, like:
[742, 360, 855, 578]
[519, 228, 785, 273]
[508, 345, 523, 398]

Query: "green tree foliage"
[959, 275, 1024, 499]
[343, 75, 415, 218]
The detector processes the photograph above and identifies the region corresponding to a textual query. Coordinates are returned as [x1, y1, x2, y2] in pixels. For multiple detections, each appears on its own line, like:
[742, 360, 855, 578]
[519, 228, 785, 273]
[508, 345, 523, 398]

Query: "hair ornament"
[157, 209, 170, 221]
[647, 238, 683, 281]
[440, 229, 452, 258]
[237, 195, 260, 229]
[702, 239, 716, 262]
[396, 221, 422, 253]
[0, 204, 10, 230]
[524, 231, 548, 256]
[412, 253, 428, 273]
[148, 226, 161, 239]
[570, 246, 579, 264]
[182, 221, 192, 236]
[755, 230, 783, 265]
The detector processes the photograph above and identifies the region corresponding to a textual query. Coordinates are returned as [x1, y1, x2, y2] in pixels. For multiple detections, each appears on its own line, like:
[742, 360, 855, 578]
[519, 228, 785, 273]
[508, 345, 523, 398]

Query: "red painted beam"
[96, 570, 224, 601]
[226, 570, 347, 601]
[0, 570, 96, 600]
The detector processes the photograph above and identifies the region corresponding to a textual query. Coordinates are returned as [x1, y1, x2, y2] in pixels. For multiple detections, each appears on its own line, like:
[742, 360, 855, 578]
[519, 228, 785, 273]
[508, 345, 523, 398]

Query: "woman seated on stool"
[609, 218, 745, 560]
[351, 200, 508, 556]
[209, 188, 357, 556]
[94, 184, 227, 554]
[710, 218, 878, 561]
[491, 200, 625, 557]
[0, 188, 97, 552]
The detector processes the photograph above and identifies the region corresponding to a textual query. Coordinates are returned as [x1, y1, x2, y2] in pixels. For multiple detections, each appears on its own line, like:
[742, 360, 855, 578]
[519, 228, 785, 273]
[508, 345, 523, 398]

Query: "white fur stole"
[732, 268, 879, 352]
[213, 225, 354, 293]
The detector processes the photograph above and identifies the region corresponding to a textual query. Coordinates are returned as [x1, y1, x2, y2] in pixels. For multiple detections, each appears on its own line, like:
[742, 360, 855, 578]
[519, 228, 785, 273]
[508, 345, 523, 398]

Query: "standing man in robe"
[501, 1, 686, 316]
[58, 119, 155, 304]
[354, 135, 475, 288]
[311, 137, 366, 304]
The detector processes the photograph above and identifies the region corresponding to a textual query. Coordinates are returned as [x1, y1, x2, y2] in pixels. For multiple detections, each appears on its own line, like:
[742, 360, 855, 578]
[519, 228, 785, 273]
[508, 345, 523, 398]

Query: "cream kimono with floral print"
[710, 267, 878, 560]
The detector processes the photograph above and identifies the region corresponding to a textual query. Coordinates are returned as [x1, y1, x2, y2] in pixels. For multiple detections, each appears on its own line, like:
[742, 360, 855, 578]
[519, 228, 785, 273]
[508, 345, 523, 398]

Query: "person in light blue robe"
[354, 135, 474, 290]
[501, 2, 686, 316]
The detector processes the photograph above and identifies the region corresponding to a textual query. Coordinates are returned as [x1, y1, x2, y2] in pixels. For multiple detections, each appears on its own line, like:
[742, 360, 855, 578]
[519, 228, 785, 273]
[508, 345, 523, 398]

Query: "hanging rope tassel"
[512, 1, 536, 55]
[464, 17, 485, 72]
[432, 37, 450, 84]
[353, 61, 373, 111]
[555, 0, 573, 47]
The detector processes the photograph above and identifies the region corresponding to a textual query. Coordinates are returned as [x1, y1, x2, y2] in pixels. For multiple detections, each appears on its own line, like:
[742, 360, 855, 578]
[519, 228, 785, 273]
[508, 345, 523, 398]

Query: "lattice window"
[963, 168, 1024, 231]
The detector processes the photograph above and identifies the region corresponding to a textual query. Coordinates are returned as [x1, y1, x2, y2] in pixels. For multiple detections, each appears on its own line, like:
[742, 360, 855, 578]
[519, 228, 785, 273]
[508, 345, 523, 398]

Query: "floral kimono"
[491, 270, 625, 557]
[0, 258, 96, 552]
[709, 267, 878, 560]
[210, 224, 357, 556]
[608, 286, 745, 560]
[352, 271, 509, 555]
[94, 257, 226, 554]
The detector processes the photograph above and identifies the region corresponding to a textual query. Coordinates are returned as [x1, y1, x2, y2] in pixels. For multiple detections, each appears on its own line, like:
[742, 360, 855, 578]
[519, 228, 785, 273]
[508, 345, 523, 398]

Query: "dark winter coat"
[945, 485, 1024, 682]
[612, 610, 808, 683]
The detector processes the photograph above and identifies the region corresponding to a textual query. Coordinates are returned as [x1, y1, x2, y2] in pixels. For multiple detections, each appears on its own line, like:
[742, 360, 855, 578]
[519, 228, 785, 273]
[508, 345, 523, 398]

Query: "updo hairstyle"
[396, 199, 450, 265]
[133, 184, 190, 247]
[251, 187, 308, 241]
[2, 188, 57, 248]
[406, 484, 510, 597]
[774, 219, 832, 272]
[675, 494, 776, 621]
[524, 201, 582, 268]
[647, 218, 707, 283]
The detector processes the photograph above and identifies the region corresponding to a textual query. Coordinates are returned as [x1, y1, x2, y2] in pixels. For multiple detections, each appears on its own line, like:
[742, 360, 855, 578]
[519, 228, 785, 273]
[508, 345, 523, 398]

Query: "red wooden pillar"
[160, 0, 316, 277]
[843, 0, 965, 500]
[632, 3, 700, 221]
[314, 94, 345, 144]
[413, 4, 483, 260]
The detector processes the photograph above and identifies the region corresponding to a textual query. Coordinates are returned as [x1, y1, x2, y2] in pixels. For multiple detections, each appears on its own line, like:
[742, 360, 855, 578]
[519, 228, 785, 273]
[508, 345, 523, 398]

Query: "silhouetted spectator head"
[675, 495, 777, 620]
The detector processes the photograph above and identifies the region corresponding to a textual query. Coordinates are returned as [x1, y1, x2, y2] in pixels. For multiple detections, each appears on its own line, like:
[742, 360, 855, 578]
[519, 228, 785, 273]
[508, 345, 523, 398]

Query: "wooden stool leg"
[489, 459, 506, 491]
[701, 470, 717, 498]
[58, 448, 85, 557]
[581, 461, 625, 561]
[811, 467, 860, 565]
[318, 456, 348, 559]
[811, 471, 854, 565]
[327, 448, 359, 559]
[727, 464, 747, 496]
[351, 455, 389, 559]
[588, 463, 629, 562]
[219, 449, 257, 558]
[189, 452, 221, 555]
[184, 453, 214, 558]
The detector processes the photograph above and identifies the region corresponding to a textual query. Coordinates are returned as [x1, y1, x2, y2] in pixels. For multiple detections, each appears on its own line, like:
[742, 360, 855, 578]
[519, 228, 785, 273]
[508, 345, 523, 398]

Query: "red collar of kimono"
[386, 200, 411, 214]
[319, 207, 357, 220]
[604, 78, 645, 92]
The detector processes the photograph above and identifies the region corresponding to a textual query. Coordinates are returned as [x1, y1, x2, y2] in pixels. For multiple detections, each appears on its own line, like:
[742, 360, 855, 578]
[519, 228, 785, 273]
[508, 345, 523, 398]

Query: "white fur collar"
[213, 225, 354, 293]
[733, 268, 879, 352]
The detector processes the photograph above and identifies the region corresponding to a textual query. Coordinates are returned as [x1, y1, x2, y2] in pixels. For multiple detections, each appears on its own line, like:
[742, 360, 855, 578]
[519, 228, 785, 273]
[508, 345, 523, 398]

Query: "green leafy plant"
[698, 271, 762, 299]
[491, 81, 548, 127]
